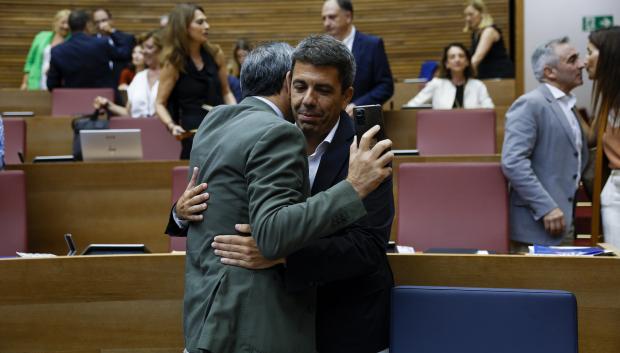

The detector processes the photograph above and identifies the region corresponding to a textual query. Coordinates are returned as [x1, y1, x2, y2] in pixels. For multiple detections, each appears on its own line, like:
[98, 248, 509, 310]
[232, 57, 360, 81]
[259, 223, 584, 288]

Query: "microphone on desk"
[64, 233, 77, 256]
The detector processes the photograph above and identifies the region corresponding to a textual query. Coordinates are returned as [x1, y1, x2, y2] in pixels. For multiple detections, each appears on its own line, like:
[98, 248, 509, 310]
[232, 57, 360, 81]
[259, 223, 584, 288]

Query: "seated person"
[117, 43, 145, 90]
[93, 31, 162, 118]
[406, 42, 494, 109]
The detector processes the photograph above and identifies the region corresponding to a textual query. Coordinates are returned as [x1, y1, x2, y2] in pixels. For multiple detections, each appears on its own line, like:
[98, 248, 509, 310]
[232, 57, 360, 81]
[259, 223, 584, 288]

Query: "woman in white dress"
[93, 30, 162, 118]
[406, 42, 494, 109]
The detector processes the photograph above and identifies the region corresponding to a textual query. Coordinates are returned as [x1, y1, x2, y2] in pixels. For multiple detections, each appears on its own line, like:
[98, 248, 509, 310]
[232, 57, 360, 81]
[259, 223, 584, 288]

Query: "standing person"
[155, 3, 236, 160]
[501, 37, 588, 252]
[180, 38, 392, 353]
[21, 9, 70, 90]
[93, 8, 136, 86]
[173, 35, 395, 353]
[227, 39, 253, 102]
[406, 42, 494, 109]
[47, 9, 116, 90]
[584, 26, 620, 247]
[93, 30, 162, 118]
[463, 0, 514, 79]
[321, 0, 394, 116]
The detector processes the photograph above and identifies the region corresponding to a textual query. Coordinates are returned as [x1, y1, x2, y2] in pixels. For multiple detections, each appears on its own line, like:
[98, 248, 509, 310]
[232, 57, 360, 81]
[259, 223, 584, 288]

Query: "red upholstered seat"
[0, 170, 27, 256]
[51, 88, 114, 116]
[397, 162, 509, 253]
[109, 117, 181, 160]
[170, 166, 190, 251]
[416, 109, 496, 155]
[3, 118, 26, 164]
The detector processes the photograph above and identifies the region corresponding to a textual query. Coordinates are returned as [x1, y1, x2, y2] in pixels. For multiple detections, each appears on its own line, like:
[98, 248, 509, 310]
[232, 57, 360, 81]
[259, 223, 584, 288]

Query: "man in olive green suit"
[183, 39, 393, 353]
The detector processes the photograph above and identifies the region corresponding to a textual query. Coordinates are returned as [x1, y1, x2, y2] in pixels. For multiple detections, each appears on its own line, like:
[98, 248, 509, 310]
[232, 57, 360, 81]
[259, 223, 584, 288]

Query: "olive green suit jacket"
[185, 97, 366, 353]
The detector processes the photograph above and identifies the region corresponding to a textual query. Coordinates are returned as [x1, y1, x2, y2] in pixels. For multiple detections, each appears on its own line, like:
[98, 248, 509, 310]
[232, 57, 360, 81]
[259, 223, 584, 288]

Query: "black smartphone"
[353, 104, 388, 146]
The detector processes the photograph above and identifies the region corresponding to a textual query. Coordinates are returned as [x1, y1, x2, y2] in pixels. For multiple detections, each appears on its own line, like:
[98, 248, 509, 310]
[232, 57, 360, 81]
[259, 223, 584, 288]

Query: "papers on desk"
[396, 245, 415, 253]
[528, 245, 614, 256]
[16, 252, 57, 258]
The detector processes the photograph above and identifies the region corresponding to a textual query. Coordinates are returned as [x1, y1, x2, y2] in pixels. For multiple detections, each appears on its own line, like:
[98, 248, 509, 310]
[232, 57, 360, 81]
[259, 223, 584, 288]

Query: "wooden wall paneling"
[0, 0, 511, 89]
[0, 89, 51, 116]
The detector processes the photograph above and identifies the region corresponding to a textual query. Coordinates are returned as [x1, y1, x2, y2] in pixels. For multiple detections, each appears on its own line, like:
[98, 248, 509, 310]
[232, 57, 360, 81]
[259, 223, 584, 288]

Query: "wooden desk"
[1, 253, 618, 353]
[9, 161, 187, 254]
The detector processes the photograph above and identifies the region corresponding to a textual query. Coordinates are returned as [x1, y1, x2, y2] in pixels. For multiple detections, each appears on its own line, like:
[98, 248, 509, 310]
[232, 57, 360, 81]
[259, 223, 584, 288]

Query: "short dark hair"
[439, 42, 473, 80]
[292, 34, 356, 92]
[68, 10, 91, 32]
[240, 42, 293, 98]
[94, 8, 112, 19]
[333, 0, 354, 17]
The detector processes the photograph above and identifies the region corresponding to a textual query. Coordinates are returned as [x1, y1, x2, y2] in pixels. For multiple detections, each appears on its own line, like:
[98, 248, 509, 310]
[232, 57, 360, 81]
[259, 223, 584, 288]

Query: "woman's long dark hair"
[438, 42, 473, 80]
[589, 26, 620, 125]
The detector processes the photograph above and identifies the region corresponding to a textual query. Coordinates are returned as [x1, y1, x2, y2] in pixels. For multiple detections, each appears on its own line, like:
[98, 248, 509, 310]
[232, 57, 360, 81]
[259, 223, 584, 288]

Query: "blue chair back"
[391, 286, 577, 353]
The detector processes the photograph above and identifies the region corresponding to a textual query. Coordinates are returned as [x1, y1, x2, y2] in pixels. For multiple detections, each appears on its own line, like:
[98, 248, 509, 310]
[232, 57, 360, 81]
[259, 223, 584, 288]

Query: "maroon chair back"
[397, 162, 509, 253]
[0, 171, 27, 256]
[170, 166, 190, 251]
[416, 109, 496, 155]
[51, 88, 114, 116]
[3, 118, 26, 164]
[109, 117, 181, 160]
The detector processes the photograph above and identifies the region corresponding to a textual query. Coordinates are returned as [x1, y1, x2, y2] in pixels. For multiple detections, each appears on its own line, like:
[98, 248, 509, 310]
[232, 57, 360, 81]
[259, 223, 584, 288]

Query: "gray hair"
[240, 42, 294, 98]
[292, 34, 356, 92]
[531, 36, 570, 82]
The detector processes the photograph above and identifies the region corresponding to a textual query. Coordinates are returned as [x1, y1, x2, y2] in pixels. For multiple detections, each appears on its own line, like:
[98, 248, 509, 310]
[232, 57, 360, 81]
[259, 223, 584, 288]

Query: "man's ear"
[342, 86, 354, 109]
[544, 66, 556, 81]
[285, 71, 292, 94]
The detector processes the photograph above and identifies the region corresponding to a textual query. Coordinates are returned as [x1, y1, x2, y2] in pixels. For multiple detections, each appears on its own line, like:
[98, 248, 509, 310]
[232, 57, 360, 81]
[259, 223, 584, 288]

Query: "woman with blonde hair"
[21, 9, 71, 90]
[463, 0, 514, 79]
[584, 26, 620, 246]
[156, 3, 236, 159]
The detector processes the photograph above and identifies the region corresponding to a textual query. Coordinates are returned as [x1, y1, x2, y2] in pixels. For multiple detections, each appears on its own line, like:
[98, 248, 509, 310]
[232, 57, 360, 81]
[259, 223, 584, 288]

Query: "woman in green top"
[21, 9, 71, 90]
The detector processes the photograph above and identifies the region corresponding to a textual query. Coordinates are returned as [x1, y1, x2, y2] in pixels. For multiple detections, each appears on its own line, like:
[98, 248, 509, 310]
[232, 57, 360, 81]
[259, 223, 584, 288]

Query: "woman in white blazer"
[406, 43, 494, 109]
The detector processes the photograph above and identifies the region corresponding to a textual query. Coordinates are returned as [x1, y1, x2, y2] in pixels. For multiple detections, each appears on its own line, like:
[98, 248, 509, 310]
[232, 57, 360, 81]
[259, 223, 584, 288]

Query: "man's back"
[185, 97, 367, 352]
[47, 32, 114, 89]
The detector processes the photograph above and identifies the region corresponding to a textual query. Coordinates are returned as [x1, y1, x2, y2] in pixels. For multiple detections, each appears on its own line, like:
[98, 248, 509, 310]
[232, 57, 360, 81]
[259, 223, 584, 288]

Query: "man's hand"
[345, 103, 356, 117]
[175, 167, 209, 221]
[346, 125, 393, 198]
[543, 208, 565, 236]
[98, 21, 115, 35]
[212, 224, 285, 269]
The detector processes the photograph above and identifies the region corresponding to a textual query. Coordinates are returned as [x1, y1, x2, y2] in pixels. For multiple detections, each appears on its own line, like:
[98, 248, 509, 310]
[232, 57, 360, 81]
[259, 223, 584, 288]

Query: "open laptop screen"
[80, 129, 143, 161]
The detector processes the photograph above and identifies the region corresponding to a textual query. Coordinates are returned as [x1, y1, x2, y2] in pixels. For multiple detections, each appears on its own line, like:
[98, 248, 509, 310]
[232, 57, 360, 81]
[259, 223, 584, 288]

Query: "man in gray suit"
[502, 37, 588, 253]
[183, 39, 393, 353]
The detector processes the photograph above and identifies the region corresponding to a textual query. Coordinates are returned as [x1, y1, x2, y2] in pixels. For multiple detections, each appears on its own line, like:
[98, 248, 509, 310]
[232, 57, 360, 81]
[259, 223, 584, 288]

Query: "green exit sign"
[582, 15, 614, 32]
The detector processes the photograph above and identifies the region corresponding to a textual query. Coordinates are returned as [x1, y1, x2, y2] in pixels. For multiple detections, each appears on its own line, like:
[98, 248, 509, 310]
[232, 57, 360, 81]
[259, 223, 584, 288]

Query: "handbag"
[72, 109, 109, 160]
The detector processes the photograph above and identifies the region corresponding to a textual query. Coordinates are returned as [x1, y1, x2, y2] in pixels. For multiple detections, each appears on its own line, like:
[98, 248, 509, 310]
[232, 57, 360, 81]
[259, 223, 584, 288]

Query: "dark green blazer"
[185, 97, 366, 353]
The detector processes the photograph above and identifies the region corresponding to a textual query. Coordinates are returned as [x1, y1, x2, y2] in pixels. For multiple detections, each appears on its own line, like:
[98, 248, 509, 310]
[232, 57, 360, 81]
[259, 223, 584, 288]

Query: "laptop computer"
[80, 129, 143, 161]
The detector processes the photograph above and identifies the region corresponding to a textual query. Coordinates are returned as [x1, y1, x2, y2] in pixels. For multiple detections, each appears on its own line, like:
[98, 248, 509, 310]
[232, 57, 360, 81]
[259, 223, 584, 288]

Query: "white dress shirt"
[544, 83, 582, 187]
[308, 119, 340, 188]
[341, 26, 356, 52]
[126, 70, 159, 118]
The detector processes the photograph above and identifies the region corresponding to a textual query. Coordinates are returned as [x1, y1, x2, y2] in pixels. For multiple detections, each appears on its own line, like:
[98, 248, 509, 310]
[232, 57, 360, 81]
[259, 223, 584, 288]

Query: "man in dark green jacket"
[183, 39, 392, 353]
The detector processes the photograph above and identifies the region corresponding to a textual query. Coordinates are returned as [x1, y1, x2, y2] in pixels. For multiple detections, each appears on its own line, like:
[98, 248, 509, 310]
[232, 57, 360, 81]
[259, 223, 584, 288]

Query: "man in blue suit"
[47, 10, 115, 90]
[322, 0, 394, 116]
[93, 8, 135, 86]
